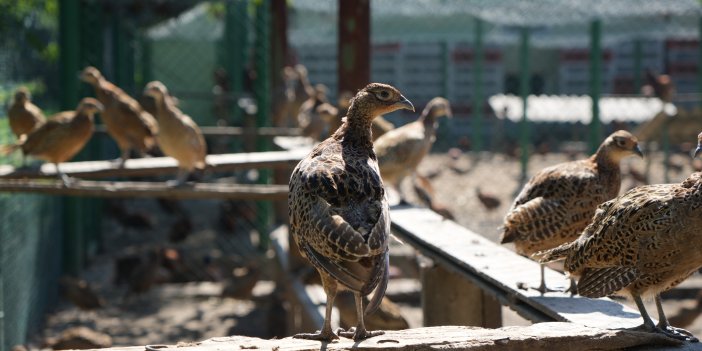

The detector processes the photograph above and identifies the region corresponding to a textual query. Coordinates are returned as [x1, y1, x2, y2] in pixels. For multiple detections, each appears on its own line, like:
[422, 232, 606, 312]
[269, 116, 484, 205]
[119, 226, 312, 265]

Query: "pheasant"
[335, 90, 393, 141]
[7, 87, 46, 166]
[534, 133, 702, 341]
[500, 130, 643, 294]
[289, 83, 413, 341]
[1, 98, 103, 185]
[298, 84, 337, 141]
[374, 97, 452, 203]
[80, 66, 158, 166]
[272, 64, 314, 128]
[144, 81, 207, 186]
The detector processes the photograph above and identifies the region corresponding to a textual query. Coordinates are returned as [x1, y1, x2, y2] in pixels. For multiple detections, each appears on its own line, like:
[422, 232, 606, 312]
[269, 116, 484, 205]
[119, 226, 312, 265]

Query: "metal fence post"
[589, 19, 602, 153]
[472, 18, 484, 152]
[59, 0, 83, 275]
[255, 0, 273, 249]
[519, 27, 530, 182]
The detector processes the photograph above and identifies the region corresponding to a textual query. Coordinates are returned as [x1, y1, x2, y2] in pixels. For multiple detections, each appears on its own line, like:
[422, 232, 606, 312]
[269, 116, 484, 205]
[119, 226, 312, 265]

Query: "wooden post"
[421, 261, 501, 328]
[338, 0, 370, 95]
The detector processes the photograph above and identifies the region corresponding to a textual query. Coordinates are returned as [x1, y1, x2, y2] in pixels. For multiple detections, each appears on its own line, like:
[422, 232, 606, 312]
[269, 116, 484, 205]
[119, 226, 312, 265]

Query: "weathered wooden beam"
[0, 179, 288, 200]
[389, 206, 645, 330]
[0, 149, 309, 180]
[85, 323, 687, 351]
[94, 125, 303, 137]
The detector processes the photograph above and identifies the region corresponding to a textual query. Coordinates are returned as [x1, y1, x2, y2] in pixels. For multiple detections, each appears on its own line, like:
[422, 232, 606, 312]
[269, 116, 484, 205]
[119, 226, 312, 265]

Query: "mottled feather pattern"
[500, 130, 640, 257]
[536, 172, 702, 298]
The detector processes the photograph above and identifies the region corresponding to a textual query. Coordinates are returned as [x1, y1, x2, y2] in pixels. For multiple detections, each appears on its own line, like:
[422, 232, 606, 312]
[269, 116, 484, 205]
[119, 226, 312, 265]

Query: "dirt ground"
[31, 148, 702, 348]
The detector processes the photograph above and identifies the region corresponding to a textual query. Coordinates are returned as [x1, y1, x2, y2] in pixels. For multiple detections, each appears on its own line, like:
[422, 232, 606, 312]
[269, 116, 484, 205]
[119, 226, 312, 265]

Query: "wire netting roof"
[289, 0, 702, 46]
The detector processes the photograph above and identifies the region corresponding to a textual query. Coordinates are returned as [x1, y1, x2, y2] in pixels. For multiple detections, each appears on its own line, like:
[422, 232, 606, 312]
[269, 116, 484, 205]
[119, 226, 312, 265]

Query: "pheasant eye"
[378, 91, 390, 100]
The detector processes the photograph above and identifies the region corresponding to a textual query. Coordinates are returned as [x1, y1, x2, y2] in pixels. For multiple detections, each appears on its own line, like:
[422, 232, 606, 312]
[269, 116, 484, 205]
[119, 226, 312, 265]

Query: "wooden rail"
[0, 149, 309, 180]
[0, 179, 288, 200]
[389, 205, 645, 330]
[92, 324, 685, 351]
[94, 125, 302, 137]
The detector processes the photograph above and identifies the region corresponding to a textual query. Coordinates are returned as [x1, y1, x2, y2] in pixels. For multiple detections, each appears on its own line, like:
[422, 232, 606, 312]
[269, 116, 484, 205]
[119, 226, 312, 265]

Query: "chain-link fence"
[1, 0, 282, 348]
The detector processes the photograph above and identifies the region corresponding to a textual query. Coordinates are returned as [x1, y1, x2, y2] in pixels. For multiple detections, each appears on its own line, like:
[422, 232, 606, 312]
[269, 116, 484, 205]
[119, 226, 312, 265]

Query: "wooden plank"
[0, 179, 288, 200]
[389, 205, 646, 330]
[0, 149, 309, 180]
[93, 125, 302, 137]
[87, 323, 690, 351]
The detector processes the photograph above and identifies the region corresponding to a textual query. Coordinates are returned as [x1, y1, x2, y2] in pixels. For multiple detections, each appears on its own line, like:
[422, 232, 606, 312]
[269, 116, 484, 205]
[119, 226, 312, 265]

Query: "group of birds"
[502, 127, 702, 341]
[3, 66, 207, 186]
[288, 79, 702, 344]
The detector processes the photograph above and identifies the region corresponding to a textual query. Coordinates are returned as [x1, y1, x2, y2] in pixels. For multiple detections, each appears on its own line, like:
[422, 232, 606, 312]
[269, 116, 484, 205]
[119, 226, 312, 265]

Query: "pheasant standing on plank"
[534, 132, 702, 342]
[143, 81, 207, 186]
[7, 87, 45, 166]
[1, 98, 103, 185]
[374, 97, 452, 203]
[289, 83, 414, 341]
[500, 130, 643, 294]
[80, 66, 158, 166]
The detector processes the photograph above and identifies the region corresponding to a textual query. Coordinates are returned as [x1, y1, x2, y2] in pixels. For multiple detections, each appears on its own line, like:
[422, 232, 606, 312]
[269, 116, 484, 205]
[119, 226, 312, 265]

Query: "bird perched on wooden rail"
[144, 81, 207, 186]
[374, 97, 452, 204]
[79, 66, 158, 166]
[534, 132, 702, 342]
[8, 87, 46, 166]
[1, 98, 103, 185]
[289, 83, 414, 341]
[500, 130, 643, 294]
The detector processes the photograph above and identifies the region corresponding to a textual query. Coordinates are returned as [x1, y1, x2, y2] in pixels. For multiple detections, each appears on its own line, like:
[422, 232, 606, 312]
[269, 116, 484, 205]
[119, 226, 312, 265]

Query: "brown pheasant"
[500, 130, 643, 293]
[272, 64, 314, 127]
[1, 98, 103, 185]
[534, 133, 702, 341]
[289, 83, 414, 341]
[80, 66, 158, 166]
[298, 84, 338, 141]
[374, 97, 452, 203]
[144, 81, 207, 186]
[335, 90, 393, 141]
[7, 87, 46, 166]
[8, 87, 45, 139]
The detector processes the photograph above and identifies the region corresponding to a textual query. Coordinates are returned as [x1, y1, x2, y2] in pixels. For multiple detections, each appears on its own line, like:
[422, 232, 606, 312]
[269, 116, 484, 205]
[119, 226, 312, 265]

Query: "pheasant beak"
[633, 145, 644, 158]
[395, 95, 414, 112]
[694, 143, 702, 159]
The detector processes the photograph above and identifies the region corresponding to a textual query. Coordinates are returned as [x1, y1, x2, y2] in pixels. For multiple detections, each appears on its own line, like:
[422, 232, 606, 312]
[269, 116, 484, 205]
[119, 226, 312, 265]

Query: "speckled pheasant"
[289, 83, 414, 341]
[144, 81, 207, 186]
[500, 130, 643, 293]
[535, 133, 702, 341]
[374, 97, 452, 202]
[1, 98, 103, 185]
[80, 66, 158, 166]
[7, 87, 45, 166]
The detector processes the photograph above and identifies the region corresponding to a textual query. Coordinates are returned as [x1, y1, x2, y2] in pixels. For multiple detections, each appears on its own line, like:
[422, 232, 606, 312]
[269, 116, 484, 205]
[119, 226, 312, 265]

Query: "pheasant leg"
[629, 294, 690, 341]
[293, 272, 339, 341]
[168, 169, 190, 187]
[655, 295, 698, 342]
[338, 291, 384, 341]
[531, 264, 559, 294]
[55, 163, 72, 187]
